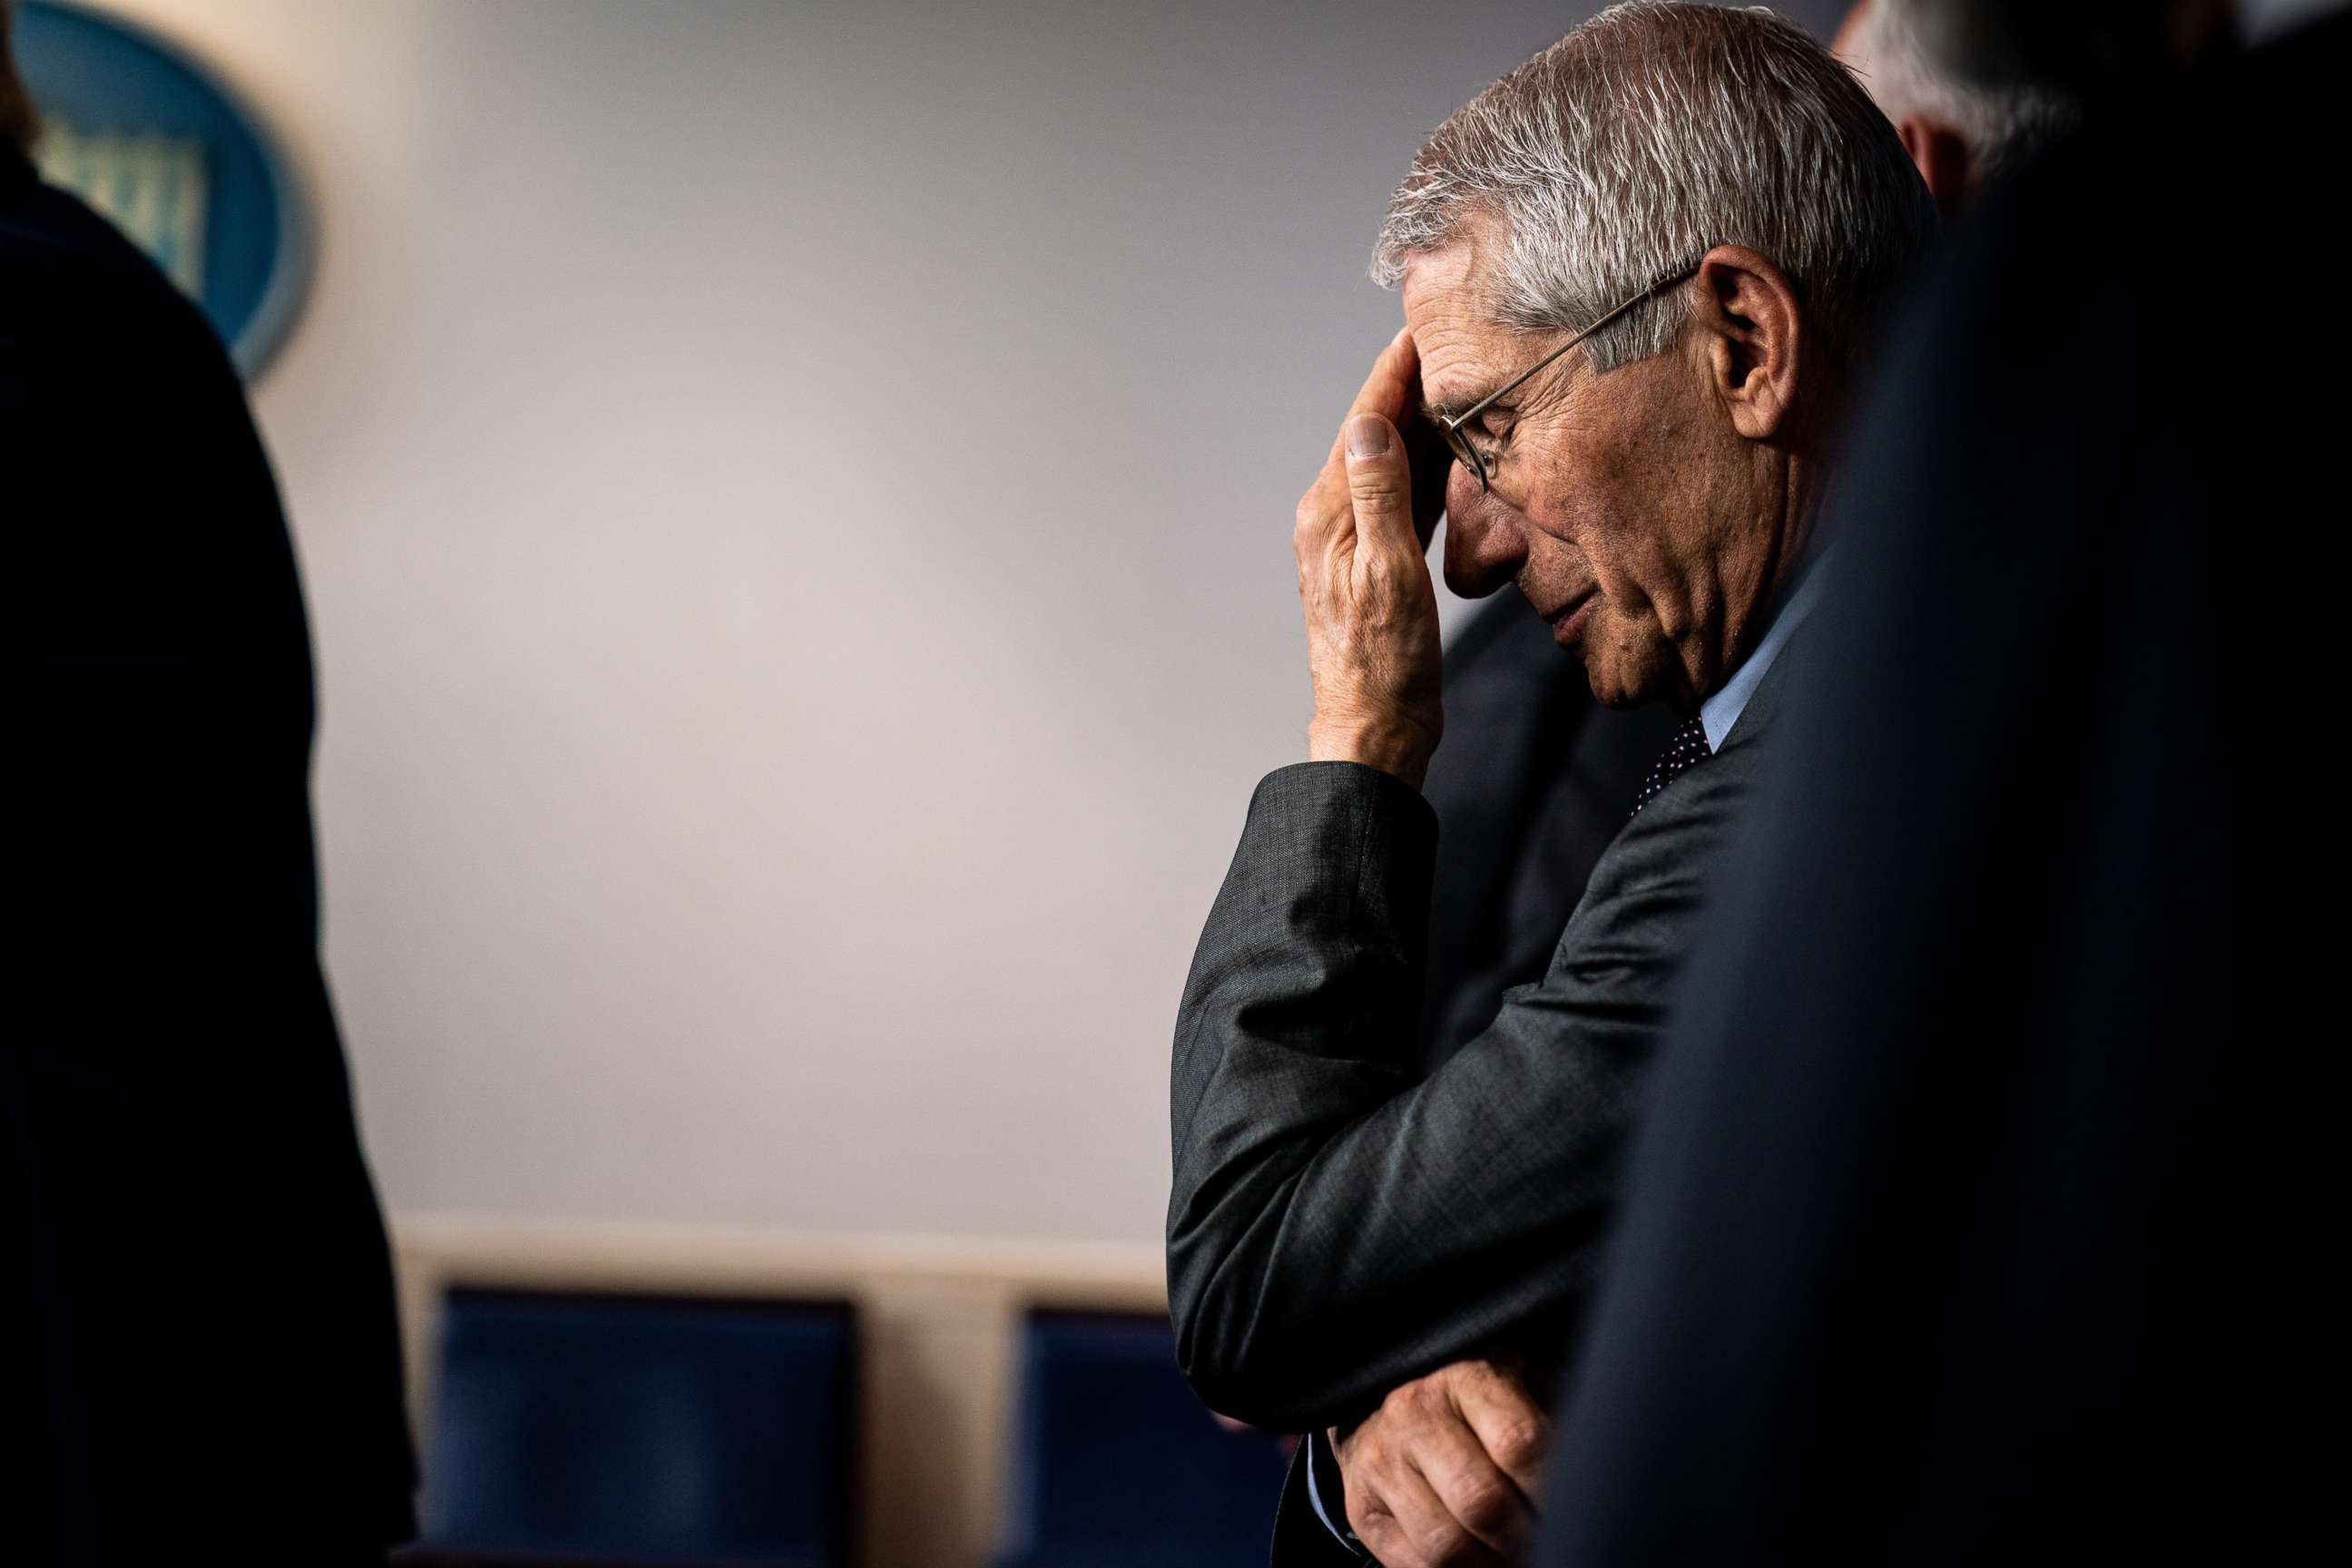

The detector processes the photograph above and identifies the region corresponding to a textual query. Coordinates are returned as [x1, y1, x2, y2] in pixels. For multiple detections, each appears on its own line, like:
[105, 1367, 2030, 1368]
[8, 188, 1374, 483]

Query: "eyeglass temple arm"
[1442, 261, 1702, 434]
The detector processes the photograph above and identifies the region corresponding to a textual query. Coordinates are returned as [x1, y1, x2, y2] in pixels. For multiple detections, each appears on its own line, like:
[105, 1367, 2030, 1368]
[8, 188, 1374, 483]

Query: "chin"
[1581, 647, 1667, 711]
[1580, 658, 1638, 710]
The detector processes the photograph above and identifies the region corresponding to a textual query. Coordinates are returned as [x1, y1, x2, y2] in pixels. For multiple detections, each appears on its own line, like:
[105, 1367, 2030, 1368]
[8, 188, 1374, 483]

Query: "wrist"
[1308, 713, 1437, 790]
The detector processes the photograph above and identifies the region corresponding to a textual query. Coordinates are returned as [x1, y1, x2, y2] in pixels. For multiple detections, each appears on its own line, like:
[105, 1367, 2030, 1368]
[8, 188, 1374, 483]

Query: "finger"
[1342, 414, 1418, 558]
[1405, 1413, 1534, 1559]
[1349, 1455, 1501, 1568]
[1300, 326, 1422, 570]
[1452, 1363, 1553, 1503]
[1348, 326, 1421, 424]
[1323, 327, 1422, 470]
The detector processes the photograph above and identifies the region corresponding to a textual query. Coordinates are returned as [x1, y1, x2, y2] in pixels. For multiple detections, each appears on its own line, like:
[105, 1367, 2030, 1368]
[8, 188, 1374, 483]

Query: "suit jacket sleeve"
[1167, 754, 1744, 1431]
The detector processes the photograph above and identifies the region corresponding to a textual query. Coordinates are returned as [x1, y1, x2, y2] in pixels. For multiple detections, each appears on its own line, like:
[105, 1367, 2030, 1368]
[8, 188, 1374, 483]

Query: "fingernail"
[1346, 416, 1390, 460]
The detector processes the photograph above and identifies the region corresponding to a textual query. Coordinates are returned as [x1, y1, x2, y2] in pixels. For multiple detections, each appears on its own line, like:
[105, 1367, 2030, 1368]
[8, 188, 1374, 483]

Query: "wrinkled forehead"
[1397, 232, 1524, 422]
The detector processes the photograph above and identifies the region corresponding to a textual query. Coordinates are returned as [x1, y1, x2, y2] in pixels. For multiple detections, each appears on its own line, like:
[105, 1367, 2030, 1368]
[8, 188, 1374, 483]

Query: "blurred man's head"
[2, 0, 37, 156]
[1833, 0, 2081, 211]
[1834, 0, 2240, 212]
[1887, 0, 2238, 92]
[1371, 2, 1933, 711]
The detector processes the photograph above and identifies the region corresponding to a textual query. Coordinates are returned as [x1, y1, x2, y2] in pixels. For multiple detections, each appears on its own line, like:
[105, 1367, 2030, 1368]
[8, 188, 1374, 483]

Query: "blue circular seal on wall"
[14, 1, 309, 377]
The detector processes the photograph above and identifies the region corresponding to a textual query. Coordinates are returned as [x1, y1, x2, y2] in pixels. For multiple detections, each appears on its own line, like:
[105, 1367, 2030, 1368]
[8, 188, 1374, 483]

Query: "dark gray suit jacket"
[1168, 644, 1799, 1434]
[1416, 590, 1678, 1073]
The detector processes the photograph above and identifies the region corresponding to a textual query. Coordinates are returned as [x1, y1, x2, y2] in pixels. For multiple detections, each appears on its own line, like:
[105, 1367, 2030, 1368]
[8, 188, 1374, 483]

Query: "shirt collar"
[1698, 553, 1829, 751]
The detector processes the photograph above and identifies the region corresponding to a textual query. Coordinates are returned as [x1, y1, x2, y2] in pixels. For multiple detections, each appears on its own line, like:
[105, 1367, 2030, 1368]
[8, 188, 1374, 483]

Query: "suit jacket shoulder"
[1168, 632, 1809, 1429]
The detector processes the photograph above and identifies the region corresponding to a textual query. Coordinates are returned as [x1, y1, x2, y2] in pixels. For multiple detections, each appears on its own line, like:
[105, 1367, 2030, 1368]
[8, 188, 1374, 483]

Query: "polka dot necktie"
[1632, 716, 1711, 817]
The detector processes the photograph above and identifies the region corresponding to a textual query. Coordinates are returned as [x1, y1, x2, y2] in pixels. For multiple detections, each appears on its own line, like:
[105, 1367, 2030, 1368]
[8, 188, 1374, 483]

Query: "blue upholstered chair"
[419, 1289, 855, 1567]
[997, 1311, 1290, 1568]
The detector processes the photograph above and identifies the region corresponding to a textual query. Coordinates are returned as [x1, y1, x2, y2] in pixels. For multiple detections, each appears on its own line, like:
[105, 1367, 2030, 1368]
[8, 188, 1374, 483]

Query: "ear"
[1688, 243, 1803, 443]
[1896, 115, 1973, 217]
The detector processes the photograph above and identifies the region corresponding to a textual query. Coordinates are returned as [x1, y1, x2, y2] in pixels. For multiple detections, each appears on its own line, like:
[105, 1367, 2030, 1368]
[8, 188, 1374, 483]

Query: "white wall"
[81, 0, 1840, 1246]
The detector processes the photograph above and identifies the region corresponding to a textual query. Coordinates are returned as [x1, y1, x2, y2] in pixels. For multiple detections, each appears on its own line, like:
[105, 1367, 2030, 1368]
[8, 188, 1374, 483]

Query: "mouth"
[1544, 589, 1598, 646]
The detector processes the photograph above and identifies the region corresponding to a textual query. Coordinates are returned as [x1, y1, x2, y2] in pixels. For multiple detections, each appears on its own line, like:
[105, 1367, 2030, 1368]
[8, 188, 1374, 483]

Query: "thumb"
[1343, 414, 1415, 554]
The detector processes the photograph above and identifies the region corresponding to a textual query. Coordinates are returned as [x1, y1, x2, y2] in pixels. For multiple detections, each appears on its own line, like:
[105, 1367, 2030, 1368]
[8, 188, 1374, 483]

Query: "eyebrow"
[1424, 345, 1584, 427]
[1421, 385, 1497, 426]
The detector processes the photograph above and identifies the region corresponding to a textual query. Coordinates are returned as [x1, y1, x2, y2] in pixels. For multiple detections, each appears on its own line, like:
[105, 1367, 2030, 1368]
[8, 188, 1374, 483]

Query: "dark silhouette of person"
[5, 15, 416, 1561]
[1537, 5, 2336, 1561]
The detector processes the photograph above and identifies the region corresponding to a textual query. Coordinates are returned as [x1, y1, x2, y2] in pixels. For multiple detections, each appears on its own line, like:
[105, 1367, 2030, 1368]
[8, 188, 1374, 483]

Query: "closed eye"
[1469, 409, 1514, 460]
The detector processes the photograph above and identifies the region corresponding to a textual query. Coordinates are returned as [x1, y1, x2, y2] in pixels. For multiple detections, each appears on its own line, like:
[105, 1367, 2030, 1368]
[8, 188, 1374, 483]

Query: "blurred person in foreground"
[1165, 5, 1934, 1563]
[3, 6, 416, 1562]
[1534, 0, 2337, 1562]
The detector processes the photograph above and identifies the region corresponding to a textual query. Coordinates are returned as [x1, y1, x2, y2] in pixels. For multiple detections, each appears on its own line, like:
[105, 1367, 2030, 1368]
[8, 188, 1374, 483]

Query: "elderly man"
[1404, 0, 2084, 1222]
[1167, 5, 1932, 1564]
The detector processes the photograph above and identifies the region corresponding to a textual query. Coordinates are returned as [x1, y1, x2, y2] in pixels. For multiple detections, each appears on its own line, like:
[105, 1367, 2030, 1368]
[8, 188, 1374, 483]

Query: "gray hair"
[1847, 0, 2081, 188]
[1369, 2, 1935, 376]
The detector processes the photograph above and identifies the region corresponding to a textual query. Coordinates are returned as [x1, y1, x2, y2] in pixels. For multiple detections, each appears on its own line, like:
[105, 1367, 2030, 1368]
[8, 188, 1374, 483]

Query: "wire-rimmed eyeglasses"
[1435, 262, 1702, 494]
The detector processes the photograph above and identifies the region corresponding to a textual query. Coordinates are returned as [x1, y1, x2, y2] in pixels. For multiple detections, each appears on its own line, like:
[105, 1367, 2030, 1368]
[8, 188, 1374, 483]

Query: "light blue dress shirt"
[1699, 555, 1829, 751]
[1305, 1427, 1365, 1554]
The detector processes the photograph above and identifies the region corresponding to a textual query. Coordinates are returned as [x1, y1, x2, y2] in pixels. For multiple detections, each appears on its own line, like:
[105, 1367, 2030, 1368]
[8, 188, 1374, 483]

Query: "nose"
[1443, 469, 1528, 599]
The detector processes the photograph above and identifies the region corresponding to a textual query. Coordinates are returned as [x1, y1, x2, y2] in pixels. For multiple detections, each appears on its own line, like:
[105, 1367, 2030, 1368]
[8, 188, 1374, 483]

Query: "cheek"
[1520, 396, 1673, 581]
[1519, 459, 1621, 580]
[1534, 460, 1669, 607]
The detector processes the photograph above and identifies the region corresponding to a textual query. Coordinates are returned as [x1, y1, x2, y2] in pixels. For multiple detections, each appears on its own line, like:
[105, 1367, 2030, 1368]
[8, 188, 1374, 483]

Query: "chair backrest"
[998, 1310, 1289, 1568]
[423, 1289, 855, 1567]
